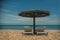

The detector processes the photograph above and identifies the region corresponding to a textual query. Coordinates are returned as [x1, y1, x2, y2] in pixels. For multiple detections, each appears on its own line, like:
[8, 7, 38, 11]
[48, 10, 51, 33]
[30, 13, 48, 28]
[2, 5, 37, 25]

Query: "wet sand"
[0, 30, 60, 40]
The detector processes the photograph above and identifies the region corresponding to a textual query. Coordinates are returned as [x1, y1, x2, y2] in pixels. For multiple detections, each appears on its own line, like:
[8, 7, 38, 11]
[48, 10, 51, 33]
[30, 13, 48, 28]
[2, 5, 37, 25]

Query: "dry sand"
[0, 30, 60, 40]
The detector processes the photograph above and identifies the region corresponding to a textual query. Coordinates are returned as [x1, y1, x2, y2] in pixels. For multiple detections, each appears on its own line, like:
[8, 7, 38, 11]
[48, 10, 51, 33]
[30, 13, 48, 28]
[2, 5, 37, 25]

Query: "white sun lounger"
[36, 27, 48, 35]
[22, 26, 33, 35]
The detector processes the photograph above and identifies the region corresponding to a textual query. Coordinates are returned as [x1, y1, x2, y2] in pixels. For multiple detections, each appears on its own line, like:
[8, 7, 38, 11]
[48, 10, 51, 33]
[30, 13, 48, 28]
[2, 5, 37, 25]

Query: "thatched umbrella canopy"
[18, 10, 50, 34]
[19, 10, 49, 17]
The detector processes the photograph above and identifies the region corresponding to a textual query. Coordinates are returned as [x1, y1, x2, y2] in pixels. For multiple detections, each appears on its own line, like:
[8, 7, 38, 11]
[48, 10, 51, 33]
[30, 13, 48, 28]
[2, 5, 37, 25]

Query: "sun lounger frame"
[22, 32, 33, 35]
[37, 32, 48, 35]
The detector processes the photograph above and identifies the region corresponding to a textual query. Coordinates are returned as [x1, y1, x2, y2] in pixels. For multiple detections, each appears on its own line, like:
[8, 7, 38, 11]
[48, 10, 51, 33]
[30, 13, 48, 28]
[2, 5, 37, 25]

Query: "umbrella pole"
[33, 13, 35, 34]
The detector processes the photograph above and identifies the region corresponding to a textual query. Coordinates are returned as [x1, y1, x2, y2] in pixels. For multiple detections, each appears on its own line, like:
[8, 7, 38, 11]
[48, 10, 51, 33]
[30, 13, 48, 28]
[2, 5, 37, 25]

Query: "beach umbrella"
[18, 10, 50, 34]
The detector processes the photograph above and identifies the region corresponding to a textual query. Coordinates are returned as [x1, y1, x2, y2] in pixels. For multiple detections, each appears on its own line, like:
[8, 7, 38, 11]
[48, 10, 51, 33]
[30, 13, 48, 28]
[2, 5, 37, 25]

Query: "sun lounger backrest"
[37, 27, 44, 32]
[24, 26, 32, 32]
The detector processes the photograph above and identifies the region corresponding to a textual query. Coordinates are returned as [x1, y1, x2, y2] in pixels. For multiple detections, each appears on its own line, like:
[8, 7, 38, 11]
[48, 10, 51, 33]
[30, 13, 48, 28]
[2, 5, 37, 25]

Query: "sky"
[0, 0, 60, 25]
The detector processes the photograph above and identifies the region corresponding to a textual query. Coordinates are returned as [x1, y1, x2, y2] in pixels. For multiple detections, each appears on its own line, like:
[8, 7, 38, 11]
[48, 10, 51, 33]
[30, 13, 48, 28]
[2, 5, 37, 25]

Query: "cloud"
[0, 9, 60, 25]
[6, 14, 32, 21]
[35, 14, 60, 25]
[1, 9, 13, 13]
[10, 14, 60, 23]
[4, 13, 60, 25]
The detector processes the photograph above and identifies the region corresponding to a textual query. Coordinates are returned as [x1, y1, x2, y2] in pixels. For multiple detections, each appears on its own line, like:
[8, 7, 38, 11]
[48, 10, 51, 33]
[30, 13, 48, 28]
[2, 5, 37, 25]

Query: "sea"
[0, 25, 60, 30]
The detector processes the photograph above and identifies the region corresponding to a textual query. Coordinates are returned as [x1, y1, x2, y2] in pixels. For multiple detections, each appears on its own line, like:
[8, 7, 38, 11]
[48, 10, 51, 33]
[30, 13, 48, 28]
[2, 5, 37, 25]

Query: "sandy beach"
[0, 30, 60, 40]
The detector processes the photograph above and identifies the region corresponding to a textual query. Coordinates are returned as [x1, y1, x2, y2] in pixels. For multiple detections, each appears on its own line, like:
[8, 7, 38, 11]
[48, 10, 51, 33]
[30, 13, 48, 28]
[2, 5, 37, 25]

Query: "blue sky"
[0, 0, 60, 25]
